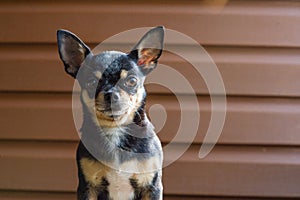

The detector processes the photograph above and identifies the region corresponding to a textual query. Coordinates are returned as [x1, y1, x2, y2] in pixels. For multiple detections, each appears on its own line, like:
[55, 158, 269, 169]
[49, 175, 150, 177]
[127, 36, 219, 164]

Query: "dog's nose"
[104, 91, 120, 103]
[111, 92, 120, 102]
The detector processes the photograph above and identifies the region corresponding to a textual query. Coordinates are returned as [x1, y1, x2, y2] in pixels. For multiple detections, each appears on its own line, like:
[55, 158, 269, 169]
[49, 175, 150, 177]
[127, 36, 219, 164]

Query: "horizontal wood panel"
[0, 94, 300, 145]
[1, 93, 300, 146]
[1, 191, 77, 200]
[0, 93, 77, 141]
[0, 141, 299, 198]
[0, 141, 77, 192]
[0, 1, 300, 47]
[1, 44, 300, 96]
[164, 145, 300, 198]
[0, 191, 288, 200]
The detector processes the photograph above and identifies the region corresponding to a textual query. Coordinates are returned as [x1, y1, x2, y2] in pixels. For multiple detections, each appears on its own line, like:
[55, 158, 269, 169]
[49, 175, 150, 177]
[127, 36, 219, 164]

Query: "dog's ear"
[57, 30, 91, 78]
[128, 26, 164, 75]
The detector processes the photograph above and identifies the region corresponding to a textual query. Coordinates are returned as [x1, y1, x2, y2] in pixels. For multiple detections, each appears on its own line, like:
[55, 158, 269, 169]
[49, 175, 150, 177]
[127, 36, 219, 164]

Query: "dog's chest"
[80, 156, 160, 199]
[106, 169, 135, 200]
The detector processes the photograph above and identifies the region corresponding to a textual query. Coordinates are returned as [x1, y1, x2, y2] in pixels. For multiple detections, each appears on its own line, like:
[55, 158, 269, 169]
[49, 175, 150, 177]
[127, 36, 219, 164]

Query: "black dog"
[57, 26, 164, 199]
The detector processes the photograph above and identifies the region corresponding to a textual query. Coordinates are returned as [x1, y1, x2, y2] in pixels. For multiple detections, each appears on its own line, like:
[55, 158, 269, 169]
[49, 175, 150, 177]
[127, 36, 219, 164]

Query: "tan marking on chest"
[80, 158, 109, 187]
[80, 153, 162, 199]
[106, 156, 161, 199]
[130, 156, 162, 187]
[106, 170, 134, 200]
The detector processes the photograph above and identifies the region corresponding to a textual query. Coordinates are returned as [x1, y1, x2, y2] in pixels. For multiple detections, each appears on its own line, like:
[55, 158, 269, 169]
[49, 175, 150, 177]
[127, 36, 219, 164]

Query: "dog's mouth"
[104, 110, 124, 119]
[96, 107, 129, 121]
[94, 99, 131, 123]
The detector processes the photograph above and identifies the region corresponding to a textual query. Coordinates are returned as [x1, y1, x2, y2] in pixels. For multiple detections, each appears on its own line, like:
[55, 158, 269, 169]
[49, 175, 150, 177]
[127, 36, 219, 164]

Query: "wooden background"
[1, 0, 300, 199]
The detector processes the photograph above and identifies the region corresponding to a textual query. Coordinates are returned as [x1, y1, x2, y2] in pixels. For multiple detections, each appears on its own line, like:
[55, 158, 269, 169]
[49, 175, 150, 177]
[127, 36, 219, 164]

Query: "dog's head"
[57, 27, 164, 127]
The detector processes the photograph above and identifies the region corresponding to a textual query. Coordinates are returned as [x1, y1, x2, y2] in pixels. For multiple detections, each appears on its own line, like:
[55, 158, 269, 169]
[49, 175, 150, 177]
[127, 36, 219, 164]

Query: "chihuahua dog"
[57, 26, 164, 200]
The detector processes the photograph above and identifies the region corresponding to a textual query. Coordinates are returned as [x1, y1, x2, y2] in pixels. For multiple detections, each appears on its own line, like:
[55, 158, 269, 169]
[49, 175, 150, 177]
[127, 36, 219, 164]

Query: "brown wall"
[1, 0, 300, 199]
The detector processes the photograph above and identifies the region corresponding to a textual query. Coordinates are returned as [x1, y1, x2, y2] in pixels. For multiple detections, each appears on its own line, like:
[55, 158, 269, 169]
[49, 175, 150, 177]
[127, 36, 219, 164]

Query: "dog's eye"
[86, 79, 98, 88]
[125, 76, 138, 88]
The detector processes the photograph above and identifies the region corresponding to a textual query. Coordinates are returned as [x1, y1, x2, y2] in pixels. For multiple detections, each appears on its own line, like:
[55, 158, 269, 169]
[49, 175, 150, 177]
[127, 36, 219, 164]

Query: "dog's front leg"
[77, 173, 90, 200]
